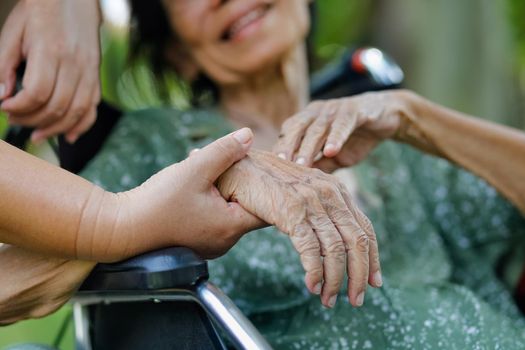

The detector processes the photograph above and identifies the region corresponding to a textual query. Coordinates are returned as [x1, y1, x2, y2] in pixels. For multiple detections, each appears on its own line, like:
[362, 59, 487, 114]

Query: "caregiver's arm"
[0, 244, 95, 325]
[217, 150, 382, 308]
[275, 90, 525, 214]
[0, 128, 262, 262]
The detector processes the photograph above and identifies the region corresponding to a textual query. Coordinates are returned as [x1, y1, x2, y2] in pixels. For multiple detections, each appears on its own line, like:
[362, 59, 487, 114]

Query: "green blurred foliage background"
[1, 0, 524, 349]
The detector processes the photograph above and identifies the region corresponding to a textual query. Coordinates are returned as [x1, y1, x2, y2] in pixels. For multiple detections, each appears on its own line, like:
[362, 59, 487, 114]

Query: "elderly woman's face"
[162, 0, 310, 84]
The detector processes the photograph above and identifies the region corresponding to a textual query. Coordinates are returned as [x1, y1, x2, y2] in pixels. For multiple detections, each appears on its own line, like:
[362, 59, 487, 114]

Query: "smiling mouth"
[222, 4, 271, 42]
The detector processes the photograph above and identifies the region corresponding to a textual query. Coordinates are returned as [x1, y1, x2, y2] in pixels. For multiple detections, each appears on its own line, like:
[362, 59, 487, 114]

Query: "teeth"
[229, 7, 266, 38]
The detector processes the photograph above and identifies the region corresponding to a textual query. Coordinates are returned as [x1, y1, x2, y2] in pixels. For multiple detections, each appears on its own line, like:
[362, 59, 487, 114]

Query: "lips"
[221, 2, 271, 41]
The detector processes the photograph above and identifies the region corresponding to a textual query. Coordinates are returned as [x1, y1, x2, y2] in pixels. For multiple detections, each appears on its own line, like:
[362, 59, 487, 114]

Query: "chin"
[226, 37, 302, 77]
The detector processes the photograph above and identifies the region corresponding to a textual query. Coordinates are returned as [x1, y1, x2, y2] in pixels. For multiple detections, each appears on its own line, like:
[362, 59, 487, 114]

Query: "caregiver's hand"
[0, 244, 95, 325]
[217, 150, 382, 308]
[274, 90, 409, 172]
[91, 128, 264, 261]
[0, 128, 262, 263]
[0, 0, 101, 144]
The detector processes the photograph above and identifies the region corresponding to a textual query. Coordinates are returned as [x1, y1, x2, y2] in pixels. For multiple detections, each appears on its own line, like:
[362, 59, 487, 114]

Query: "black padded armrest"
[79, 247, 208, 292]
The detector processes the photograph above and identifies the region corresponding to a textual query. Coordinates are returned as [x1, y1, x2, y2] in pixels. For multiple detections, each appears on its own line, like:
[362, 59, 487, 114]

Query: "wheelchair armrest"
[79, 247, 208, 291]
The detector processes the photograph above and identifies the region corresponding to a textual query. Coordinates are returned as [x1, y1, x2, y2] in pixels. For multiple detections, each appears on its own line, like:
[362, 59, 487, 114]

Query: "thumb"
[191, 128, 254, 182]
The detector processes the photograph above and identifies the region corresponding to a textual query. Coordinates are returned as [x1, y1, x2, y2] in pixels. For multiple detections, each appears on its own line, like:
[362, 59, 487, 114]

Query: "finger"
[91, 79, 101, 106]
[26, 64, 81, 141]
[322, 185, 369, 307]
[273, 106, 319, 161]
[294, 102, 339, 166]
[190, 128, 253, 184]
[307, 194, 346, 308]
[338, 183, 382, 288]
[65, 76, 100, 143]
[312, 157, 340, 174]
[1, 48, 59, 114]
[62, 105, 97, 143]
[36, 73, 93, 143]
[289, 222, 323, 297]
[324, 105, 360, 158]
[0, 3, 25, 99]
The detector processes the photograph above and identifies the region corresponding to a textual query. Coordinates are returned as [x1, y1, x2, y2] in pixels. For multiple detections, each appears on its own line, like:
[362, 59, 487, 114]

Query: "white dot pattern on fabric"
[80, 109, 525, 349]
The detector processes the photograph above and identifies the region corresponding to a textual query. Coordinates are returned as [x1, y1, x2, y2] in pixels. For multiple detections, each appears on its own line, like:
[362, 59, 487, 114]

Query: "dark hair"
[128, 1, 316, 105]
[128, 0, 173, 77]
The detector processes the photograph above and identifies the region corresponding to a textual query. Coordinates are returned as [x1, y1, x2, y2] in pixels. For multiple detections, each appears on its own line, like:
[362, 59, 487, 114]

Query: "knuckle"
[298, 239, 321, 256]
[25, 87, 48, 105]
[45, 108, 64, 121]
[71, 104, 89, 119]
[316, 180, 340, 199]
[360, 214, 375, 236]
[54, 41, 76, 60]
[332, 208, 354, 224]
[291, 222, 310, 239]
[325, 239, 346, 257]
[354, 232, 370, 252]
[302, 188, 319, 204]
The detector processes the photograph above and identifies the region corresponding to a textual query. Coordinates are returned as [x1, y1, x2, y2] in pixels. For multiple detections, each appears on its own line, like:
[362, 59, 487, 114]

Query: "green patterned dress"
[80, 108, 525, 349]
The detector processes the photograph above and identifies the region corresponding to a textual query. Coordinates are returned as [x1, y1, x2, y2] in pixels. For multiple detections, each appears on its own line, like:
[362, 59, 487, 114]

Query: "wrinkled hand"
[0, 244, 95, 325]
[217, 150, 382, 308]
[274, 90, 410, 172]
[0, 0, 101, 143]
[94, 128, 264, 262]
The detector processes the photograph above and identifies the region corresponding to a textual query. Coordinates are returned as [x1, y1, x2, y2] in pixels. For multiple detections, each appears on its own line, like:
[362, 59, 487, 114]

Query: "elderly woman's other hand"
[217, 150, 382, 308]
[0, 244, 95, 325]
[0, 0, 102, 144]
[274, 90, 411, 172]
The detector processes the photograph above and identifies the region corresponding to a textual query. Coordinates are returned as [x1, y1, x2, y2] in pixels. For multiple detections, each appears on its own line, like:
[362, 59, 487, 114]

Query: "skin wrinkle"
[219, 149, 364, 299]
[102, 192, 120, 258]
[74, 184, 97, 260]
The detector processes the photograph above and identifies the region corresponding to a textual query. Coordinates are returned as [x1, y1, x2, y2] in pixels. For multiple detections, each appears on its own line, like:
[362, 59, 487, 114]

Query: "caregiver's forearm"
[0, 140, 123, 260]
[396, 92, 525, 213]
[0, 244, 95, 325]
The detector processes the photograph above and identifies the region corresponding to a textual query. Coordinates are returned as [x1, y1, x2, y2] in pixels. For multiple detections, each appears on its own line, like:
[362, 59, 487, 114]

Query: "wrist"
[392, 90, 445, 157]
[392, 89, 420, 142]
[75, 187, 129, 262]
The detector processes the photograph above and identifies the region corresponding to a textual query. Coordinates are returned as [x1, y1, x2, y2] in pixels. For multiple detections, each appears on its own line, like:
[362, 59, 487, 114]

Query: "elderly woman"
[8, 0, 525, 349]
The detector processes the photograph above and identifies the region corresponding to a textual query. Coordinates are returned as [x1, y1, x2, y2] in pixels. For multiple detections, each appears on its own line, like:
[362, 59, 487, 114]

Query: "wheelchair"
[4, 47, 403, 350]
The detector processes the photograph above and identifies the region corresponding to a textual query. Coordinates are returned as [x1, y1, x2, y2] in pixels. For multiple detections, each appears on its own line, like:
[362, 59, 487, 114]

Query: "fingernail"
[31, 131, 44, 144]
[313, 283, 322, 295]
[373, 271, 383, 287]
[296, 157, 306, 165]
[232, 128, 253, 145]
[0, 83, 5, 99]
[324, 143, 337, 154]
[328, 295, 337, 308]
[277, 153, 286, 160]
[356, 292, 364, 307]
